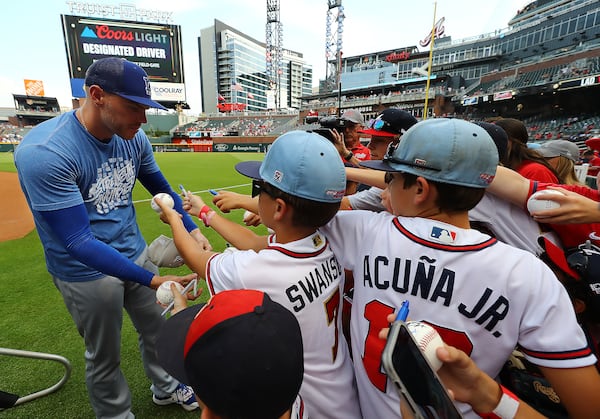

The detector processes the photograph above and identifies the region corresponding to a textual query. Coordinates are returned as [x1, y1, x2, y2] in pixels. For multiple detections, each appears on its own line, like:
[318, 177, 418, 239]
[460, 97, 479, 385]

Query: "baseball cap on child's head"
[157, 289, 304, 419]
[235, 130, 346, 203]
[359, 108, 418, 137]
[361, 118, 498, 188]
[84, 57, 167, 110]
[538, 140, 580, 162]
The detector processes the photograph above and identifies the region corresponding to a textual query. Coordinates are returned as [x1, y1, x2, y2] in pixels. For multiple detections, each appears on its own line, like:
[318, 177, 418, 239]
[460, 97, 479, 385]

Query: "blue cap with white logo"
[235, 130, 346, 203]
[85, 57, 167, 110]
[361, 118, 498, 188]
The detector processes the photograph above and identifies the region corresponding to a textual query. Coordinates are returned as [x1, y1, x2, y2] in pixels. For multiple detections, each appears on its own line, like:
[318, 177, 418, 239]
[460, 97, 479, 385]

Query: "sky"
[1, 0, 530, 114]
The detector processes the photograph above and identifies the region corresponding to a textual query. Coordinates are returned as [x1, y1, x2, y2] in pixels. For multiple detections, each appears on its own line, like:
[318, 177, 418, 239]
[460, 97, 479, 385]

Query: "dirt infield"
[0, 172, 35, 241]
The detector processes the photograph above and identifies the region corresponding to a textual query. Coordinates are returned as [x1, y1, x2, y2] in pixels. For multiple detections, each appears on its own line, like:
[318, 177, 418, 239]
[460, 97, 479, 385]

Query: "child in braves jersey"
[319, 118, 600, 419]
[155, 130, 362, 419]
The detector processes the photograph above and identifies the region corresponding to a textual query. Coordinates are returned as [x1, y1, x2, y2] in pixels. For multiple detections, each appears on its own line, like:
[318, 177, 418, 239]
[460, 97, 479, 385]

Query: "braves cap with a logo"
[157, 289, 304, 419]
[362, 118, 498, 188]
[235, 130, 346, 203]
[84, 57, 167, 110]
[359, 108, 418, 137]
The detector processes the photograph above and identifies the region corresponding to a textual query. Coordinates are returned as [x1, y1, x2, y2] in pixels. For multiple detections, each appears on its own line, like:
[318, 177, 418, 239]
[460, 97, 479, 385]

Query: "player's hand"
[182, 194, 207, 216]
[149, 272, 198, 290]
[530, 186, 600, 224]
[212, 190, 246, 213]
[155, 196, 183, 225]
[169, 282, 203, 315]
[243, 211, 262, 227]
[191, 228, 212, 251]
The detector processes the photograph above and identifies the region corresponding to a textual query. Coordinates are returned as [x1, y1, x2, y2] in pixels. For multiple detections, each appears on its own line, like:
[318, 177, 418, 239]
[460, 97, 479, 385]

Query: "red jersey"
[351, 143, 371, 161]
[518, 160, 558, 183]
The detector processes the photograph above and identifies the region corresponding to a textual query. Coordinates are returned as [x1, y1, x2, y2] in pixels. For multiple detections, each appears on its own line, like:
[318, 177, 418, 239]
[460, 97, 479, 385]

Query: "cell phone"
[382, 320, 463, 419]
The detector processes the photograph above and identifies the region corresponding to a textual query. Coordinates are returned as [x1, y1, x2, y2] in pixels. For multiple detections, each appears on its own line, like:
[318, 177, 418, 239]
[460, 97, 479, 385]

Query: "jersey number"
[324, 288, 341, 363]
[362, 299, 474, 392]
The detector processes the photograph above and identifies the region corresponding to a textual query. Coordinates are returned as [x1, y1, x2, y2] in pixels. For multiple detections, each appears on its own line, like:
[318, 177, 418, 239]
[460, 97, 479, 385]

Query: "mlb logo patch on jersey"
[430, 226, 456, 243]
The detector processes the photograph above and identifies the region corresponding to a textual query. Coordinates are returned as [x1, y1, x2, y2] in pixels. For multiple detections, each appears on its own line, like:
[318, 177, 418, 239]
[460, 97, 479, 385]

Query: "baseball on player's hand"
[151, 193, 175, 213]
[406, 321, 445, 371]
[156, 281, 183, 305]
[526, 189, 563, 215]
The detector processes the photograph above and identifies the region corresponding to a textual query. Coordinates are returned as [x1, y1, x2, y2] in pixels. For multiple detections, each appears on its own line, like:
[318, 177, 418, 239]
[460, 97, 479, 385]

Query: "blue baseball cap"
[235, 130, 346, 203]
[361, 118, 498, 188]
[84, 57, 167, 110]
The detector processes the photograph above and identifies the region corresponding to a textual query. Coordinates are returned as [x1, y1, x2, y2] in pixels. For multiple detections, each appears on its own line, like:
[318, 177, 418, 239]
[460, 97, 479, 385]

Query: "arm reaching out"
[487, 166, 531, 207]
[529, 186, 600, 224]
[181, 193, 268, 252]
[212, 190, 259, 214]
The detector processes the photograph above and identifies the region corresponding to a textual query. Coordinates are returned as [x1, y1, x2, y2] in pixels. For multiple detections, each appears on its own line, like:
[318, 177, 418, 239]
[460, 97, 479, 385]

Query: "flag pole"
[423, 1, 437, 120]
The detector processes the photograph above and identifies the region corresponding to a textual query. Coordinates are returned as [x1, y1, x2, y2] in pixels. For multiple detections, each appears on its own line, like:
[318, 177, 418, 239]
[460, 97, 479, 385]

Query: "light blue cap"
[235, 130, 346, 203]
[361, 118, 498, 188]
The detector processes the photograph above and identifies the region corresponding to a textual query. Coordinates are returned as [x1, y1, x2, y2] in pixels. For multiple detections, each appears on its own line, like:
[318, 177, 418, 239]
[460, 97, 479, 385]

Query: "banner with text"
[61, 14, 185, 103]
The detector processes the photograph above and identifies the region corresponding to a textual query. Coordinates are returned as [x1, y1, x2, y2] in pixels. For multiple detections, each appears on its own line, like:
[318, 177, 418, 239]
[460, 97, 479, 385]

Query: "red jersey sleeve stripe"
[205, 253, 220, 296]
[519, 345, 594, 361]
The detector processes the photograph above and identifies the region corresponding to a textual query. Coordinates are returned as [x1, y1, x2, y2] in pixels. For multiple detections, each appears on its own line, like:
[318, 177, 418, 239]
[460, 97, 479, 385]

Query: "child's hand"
[183, 194, 207, 216]
[155, 196, 183, 225]
[213, 190, 246, 213]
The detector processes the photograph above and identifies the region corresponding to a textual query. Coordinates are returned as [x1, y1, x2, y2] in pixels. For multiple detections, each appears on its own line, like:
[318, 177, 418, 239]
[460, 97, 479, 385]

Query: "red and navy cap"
[157, 289, 304, 419]
[359, 108, 418, 137]
[539, 236, 580, 279]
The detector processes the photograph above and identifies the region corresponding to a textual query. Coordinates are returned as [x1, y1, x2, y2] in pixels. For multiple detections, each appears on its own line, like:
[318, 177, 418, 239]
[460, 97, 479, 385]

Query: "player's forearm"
[345, 167, 387, 188]
[209, 213, 268, 252]
[487, 166, 530, 207]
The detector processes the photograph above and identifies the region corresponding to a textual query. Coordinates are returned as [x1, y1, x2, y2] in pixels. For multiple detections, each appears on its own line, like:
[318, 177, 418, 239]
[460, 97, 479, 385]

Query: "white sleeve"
[517, 259, 597, 368]
[347, 187, 386, 212]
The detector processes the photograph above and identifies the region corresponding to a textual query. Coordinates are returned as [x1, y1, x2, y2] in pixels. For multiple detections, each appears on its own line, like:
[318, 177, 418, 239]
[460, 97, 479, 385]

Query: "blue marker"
[395, 300, 410, 322]
[209, 189, 218, 196]
[178, 184, 188, 196]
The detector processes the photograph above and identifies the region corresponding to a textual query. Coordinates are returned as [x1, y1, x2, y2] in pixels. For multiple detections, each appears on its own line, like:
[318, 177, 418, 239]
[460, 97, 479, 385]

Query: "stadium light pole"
[423, 1, 437, 120]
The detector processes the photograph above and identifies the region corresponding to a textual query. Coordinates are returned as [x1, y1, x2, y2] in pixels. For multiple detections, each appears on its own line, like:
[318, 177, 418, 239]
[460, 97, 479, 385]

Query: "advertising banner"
[61, 14, 185, 103]
[24, 80, 45, 97]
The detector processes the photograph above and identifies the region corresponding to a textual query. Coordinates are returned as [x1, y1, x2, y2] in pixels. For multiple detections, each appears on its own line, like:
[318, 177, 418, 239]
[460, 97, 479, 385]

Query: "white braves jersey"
[322, 210, 596, 419]
[469, 193, 547, 255]
[206, 231, 362, 419]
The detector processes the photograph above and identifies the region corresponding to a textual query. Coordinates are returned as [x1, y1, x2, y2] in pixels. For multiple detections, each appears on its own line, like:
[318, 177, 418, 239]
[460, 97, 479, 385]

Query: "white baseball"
[156, 281, 183, 305]
[151, 193, 175, 213]
[406, 321, 445, 371]
[243, 210, 254, 222]
[526, 189, 563, 214]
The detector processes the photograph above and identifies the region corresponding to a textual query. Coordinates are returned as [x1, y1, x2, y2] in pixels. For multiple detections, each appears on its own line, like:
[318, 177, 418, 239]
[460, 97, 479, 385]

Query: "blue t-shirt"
[15, 111, 159, 281]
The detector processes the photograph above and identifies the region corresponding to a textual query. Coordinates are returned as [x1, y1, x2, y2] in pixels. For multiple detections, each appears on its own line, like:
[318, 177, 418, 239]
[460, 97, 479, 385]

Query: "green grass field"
[0, 151, 265, 418]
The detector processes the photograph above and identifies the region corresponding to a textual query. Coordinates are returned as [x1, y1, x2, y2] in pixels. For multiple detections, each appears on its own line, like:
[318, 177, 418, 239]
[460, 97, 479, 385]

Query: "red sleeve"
[517, 161, 559, 183]
[537, 183, 600, 201]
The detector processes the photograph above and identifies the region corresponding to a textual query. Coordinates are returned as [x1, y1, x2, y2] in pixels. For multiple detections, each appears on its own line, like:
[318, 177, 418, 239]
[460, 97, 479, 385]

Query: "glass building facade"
[199, 19, 312, 113]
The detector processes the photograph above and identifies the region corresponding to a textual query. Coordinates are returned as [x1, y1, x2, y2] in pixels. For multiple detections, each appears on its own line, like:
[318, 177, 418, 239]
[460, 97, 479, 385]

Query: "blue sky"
[1, 0, 528, 113]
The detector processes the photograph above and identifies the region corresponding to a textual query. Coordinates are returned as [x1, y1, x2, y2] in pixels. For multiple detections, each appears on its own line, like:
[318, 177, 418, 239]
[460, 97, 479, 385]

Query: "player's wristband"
[476, 385, 519, 419]
[344, 151, 354, 161]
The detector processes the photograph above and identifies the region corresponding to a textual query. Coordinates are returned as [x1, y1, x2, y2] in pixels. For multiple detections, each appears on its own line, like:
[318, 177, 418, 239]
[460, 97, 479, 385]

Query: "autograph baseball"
[156, 281, 183, 305]
[151, 193, 175, 213]
[526, 189, 563, 214]
[406, 321, 445, 371]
